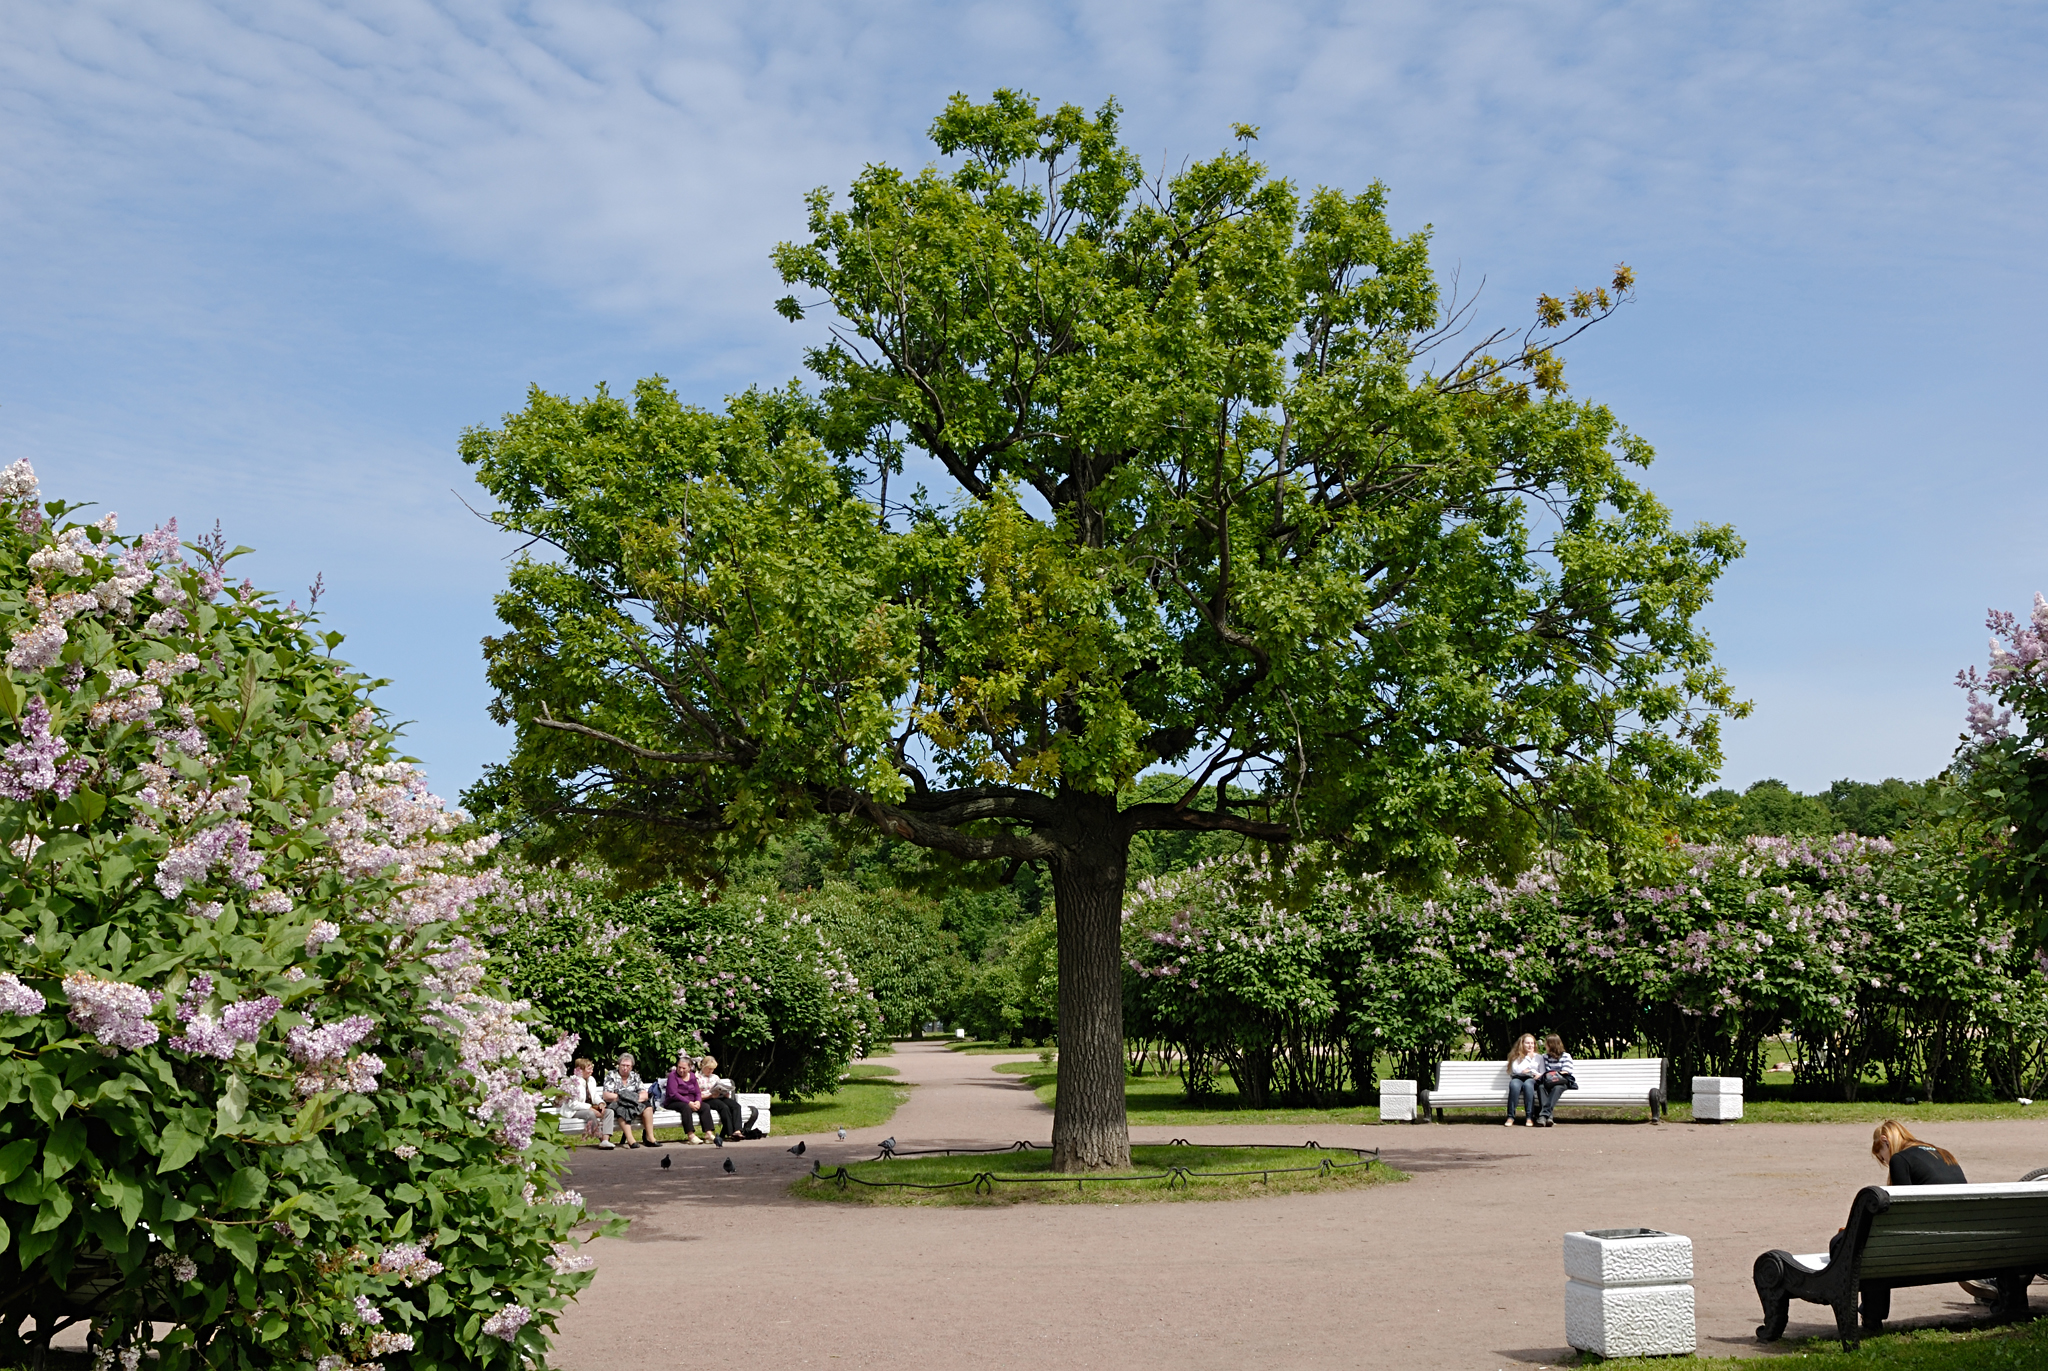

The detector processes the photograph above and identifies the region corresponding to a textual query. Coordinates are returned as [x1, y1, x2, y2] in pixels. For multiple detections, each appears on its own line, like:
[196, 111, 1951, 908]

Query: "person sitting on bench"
[695, 1055, 742, 1140]
[1534, 1034, 1575, 1126]
[1869, 1118, 2005, 1304]
[559, 1057, 603, 1143]
[665, 1051, 707, 1144]
[600, 1052, 660, 1149]
[1871, 1119, 1964, 1184]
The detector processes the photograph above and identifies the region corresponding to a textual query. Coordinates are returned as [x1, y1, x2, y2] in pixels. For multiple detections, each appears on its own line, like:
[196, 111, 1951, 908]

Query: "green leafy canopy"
[463, 89, 1745, 889]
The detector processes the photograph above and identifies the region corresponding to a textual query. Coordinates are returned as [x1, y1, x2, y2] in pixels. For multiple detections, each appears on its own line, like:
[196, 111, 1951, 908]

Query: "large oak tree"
[461, 93, 1744, 1170]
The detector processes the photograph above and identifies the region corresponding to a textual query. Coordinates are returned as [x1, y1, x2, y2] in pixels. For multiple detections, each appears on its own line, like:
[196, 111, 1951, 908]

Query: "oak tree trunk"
[1050, 792, 1132, 1171]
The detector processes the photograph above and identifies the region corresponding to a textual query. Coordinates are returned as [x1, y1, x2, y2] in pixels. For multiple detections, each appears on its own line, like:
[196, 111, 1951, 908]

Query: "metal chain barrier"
[807, 1141, 1382, 1195]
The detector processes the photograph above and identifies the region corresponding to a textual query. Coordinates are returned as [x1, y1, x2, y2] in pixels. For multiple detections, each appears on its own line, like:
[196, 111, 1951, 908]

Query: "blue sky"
[2, 1, 2042, 803]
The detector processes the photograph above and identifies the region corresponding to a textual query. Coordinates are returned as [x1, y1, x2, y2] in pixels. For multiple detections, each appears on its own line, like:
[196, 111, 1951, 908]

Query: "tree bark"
[1050, 791, 1133, 1171]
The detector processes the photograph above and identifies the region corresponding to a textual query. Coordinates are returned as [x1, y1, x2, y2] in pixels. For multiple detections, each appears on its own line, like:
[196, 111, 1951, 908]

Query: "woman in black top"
[1871, 1119, 1995, 1306]
[1871, 1119, 1966, 1185]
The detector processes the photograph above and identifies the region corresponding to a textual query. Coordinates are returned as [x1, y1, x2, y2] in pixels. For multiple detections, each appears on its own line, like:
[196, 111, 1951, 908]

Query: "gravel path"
[554, 1043, 2047, 1369]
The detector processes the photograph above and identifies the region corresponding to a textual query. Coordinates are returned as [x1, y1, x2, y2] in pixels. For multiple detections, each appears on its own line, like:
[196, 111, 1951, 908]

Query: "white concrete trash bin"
[1692, 1075, 1744, 1122]
[1378, 1080, 1417, 1122]
[1564, 1228, 1696, 1357]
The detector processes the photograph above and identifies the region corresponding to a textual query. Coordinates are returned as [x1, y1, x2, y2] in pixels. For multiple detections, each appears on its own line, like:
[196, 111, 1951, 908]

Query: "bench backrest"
[1435, 1058, 1665, 1096]
[1857, 1184, 2048, 1280]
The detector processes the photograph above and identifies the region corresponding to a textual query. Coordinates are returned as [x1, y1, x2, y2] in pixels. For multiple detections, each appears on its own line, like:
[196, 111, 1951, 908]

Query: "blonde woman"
[695, 1054, 741, 1141]
[1871, 1119, 1966, 1185]
[1869, 1120, 1998, 1305]
[1505, 1033, 1542, 1126]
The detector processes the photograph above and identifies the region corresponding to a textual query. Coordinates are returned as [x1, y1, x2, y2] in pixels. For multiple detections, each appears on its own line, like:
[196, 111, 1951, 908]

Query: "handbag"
[1540, 1069, 1579, 1090]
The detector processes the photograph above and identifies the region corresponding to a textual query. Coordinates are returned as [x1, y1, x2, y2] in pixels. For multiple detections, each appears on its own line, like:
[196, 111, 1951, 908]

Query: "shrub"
[485, 869, 875, 1098]
[0, 465, 606, 1366]
[1123, 836, 2048, 1105]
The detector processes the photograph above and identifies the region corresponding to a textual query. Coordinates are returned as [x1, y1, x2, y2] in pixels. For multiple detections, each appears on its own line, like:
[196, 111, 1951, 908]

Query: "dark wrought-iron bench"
[1753, 1182, 2048, 1350]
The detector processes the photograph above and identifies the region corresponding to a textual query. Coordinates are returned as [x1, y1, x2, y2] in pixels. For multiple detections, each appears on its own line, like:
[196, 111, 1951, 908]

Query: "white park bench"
[556, 1092, 772, 1138]
[1754, 1182, 2048, 1349]
[1420, 1058, 1668, 1122]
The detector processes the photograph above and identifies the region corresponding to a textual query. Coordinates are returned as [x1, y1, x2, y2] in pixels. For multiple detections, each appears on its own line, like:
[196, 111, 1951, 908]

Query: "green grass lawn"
[945, 1038, 1056, 1054]
[645, 1063, 909, 1142]
[1570, 1318, 2047, 1368]
[1001, 1062, 2048, 1129]
[794, 1142, 1404, 1205]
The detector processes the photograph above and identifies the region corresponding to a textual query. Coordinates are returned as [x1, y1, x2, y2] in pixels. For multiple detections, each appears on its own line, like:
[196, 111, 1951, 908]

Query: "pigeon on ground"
[722, 1157, 736, 1173]
[880, 1137, 896, 1154]
[660, 1154, 671, 1169]
[836, 1128, 847, 1141]
[787, 1140, 806, 1156]
[711, 1133, 724, 1148]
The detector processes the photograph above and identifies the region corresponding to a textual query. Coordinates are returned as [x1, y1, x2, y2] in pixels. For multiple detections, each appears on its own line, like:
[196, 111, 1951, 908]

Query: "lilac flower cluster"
[305, 920, 341, 953]
[0, 697, 90, 802]
[63, 971, 161, 1050]
[286, 1013, 384, 1095]
[168, 979, 280, 1059]
[375, 1241, 444, 1286]
[1959, 593, 2048, 741]
[481, 1304, 531, 1341]
[545, 1240, 595, 1274]
[0, 972, 45, 1017]
[154, 818, 262, 899]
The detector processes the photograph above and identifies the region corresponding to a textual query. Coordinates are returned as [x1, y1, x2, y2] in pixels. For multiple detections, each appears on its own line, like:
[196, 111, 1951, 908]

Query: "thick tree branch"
[1121, 801, 1293, 841]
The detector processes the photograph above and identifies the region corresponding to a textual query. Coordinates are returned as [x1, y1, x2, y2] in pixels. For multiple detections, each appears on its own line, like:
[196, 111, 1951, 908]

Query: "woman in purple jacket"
[665, 1052, 707, 1144]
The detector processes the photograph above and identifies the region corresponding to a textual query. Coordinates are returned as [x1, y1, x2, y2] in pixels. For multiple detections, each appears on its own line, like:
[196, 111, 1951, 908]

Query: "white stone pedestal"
[1692, 1076, 1744, 1122]
[1563, 1228, 1696, 1357]
[1378, 1080, 1417, 1122]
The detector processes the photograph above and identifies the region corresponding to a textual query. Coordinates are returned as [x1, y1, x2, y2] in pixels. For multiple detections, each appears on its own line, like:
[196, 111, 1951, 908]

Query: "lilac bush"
[0, 464, 614, 1366]
[1954, 593, 2048, 937]
[482, 864, 875, 1099]
[1125, 832, 2048, 1103]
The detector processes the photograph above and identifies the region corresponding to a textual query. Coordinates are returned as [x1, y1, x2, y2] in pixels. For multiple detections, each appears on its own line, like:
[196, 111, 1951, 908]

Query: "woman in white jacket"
[1505, 1034, 1542, 1126]
[558, 1057, 604, 1144]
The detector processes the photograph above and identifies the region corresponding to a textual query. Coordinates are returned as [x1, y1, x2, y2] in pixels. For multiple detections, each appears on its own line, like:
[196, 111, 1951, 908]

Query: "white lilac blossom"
[305, 920, 341, 953]
[0, 972, 45, 1017]
[63, 971, 161, 1050]
[390, 1144, 419, 1160]
[0, 458, 38, 504]
[250, 890, 294, 914]
[368, 1332, 415, 1356]
[0, 697, 90, 801]
[375, 1241, 442, 1284]
[481, 1305, 531, 1341]
[545, 1240, 595, 1275]
[416, 934, 574, 1148]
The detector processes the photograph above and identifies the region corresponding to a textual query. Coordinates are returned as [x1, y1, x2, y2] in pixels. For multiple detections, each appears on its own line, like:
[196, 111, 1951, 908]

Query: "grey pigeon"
[836, 1128, 847, 1140]
[711, 1133, 723, 1148]
[722, 1157, 735, 1173]
[660, 1154, 671, 1169]
[880, 1137, 896, 1154]
[787, 1140, 805, 1156]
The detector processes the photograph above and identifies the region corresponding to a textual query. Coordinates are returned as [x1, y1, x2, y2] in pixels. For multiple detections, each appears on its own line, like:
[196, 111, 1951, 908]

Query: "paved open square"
[554, 1044, 2046, 1369]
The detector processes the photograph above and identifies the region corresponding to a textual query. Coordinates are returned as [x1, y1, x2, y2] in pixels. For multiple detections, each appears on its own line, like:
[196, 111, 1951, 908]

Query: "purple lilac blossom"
[63, 972, 161, 1050]
[0, 697, 89, 800]
[0, 972, 45, 1017]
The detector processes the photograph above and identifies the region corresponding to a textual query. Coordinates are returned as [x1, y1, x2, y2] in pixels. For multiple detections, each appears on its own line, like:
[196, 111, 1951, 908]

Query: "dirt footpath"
[554, 1043, 2047, 1370]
